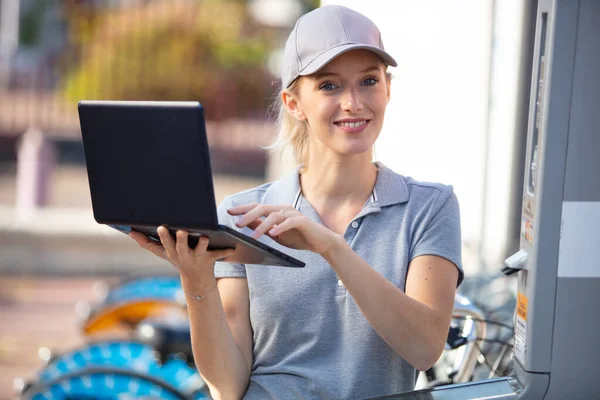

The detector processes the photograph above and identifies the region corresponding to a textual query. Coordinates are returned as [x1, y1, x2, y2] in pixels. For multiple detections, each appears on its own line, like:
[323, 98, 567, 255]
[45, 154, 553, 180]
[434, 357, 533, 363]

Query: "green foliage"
[61, 0, 277, 119]
[19, 1, 50, 47]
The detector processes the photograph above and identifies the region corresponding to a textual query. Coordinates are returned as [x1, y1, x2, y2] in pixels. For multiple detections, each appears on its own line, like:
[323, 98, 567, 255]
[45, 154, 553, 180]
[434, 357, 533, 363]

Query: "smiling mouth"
[334, 120, 370, 128]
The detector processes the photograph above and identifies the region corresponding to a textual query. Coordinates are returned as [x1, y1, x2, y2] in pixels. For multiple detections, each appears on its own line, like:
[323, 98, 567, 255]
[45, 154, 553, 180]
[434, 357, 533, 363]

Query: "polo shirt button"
[351, 221, 359, 229]
[337, 279, 344, 287]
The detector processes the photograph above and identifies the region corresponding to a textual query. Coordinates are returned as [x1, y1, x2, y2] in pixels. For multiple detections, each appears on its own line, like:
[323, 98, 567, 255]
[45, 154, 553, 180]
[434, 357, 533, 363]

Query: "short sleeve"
[213, 196, 247, 278]
[410, 190, 464, 287]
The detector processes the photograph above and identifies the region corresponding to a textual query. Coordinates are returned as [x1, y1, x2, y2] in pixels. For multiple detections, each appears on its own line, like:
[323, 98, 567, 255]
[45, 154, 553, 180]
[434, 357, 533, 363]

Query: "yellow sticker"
[517, 292, 528, 321]
[521, 216, 535, 244]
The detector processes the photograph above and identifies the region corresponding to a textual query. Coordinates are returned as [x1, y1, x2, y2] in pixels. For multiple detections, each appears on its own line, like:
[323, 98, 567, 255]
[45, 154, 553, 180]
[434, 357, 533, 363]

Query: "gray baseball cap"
[281, 5, 397, 88]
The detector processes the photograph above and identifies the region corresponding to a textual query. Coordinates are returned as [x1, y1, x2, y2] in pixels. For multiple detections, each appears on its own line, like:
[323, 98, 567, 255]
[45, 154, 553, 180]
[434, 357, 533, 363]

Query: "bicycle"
[422, 273, 516, 388]
[17, 273, 515, 398]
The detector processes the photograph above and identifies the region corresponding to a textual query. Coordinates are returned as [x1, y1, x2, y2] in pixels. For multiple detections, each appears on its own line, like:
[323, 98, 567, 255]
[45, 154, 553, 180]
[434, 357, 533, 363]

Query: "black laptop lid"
[78, 101, 219, 229]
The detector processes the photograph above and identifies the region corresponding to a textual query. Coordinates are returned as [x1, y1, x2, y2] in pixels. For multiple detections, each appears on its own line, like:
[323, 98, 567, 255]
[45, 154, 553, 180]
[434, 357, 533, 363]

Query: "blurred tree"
[19, 1, 50, 47]
[60, 0, 278, 120]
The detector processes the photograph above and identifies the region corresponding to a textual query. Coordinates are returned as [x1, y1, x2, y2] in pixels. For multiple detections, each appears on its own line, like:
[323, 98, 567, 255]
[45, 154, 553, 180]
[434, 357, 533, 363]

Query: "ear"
[385, 74, 391, 104]
[281, 90, 306, 121]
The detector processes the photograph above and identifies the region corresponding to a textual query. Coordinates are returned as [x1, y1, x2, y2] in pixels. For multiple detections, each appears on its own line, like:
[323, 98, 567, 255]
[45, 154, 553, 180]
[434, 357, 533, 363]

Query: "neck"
[300, 154, 378, 207]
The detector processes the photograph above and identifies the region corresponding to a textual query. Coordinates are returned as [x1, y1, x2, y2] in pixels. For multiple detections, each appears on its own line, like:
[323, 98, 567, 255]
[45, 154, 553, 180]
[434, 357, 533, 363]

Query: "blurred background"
[0, 0, 534, 398]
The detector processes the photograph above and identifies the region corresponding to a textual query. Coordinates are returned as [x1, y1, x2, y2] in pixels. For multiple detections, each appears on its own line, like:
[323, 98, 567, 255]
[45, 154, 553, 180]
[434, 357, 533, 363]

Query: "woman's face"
[285, 50, 391, 161]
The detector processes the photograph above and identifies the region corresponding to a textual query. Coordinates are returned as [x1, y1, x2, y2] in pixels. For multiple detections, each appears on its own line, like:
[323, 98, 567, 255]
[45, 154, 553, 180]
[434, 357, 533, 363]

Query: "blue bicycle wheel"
[104, 276, 183, 305]
[30, 340, 208, 398]
[38, 340, 160, 382]
[22, 366, 207, 400]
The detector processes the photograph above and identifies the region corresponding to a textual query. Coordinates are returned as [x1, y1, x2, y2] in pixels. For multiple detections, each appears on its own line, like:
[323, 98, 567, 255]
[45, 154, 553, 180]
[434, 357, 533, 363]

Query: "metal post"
[15, 127, 56, 213]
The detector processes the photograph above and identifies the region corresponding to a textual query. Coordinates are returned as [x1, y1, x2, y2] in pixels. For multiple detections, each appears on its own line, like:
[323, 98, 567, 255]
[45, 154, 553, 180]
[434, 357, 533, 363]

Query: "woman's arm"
[229, 203, 459, 371]
[322, 239, 458, 371]
[184, 277, 253, 400]
[129, 229, 253, 399]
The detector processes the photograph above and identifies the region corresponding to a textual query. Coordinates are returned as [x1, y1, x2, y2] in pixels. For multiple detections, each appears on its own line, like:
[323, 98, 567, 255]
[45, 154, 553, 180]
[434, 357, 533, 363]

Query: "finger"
[233, 204, 266, 227]
[246, 209, 301, 231]
[269, 216, 303, 236]
[129, 231, 159, 250]
[193, 236, 210, 255]
[129, 231, 150, 245]
[250, 212, 285, 239]
[210, 247, 236, 262]
[175, 230, 190, 255]
[157, 226, 177, 257]
[254, 209, 301, 230]
[246, 220, 263, 231]
[236, 204, 294, 228]
[141, 242, 169, 259]
[130, 232, 168, 258]
[227, 203, 259, 215]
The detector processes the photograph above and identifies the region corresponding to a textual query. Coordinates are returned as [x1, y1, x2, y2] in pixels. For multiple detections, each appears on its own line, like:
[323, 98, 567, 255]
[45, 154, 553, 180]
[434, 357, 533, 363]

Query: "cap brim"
[298, 43, 398, 78]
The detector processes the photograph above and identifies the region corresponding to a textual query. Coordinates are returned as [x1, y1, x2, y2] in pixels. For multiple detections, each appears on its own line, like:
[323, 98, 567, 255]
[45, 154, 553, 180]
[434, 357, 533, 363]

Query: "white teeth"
[337, 121, 367, 128]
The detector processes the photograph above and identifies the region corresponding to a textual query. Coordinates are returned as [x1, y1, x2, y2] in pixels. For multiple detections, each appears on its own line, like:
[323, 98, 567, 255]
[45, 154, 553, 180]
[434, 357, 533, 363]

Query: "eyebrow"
[314, 65, 382, 79]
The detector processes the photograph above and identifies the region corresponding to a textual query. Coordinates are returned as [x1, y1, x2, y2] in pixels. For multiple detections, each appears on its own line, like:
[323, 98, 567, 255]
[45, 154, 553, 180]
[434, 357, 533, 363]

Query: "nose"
[341, 88, 363, 113]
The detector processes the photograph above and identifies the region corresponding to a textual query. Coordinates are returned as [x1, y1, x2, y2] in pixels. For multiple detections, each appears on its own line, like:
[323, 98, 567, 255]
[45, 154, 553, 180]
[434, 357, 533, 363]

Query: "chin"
[338, 144, 374, 157]
[339, 137, 377, 155]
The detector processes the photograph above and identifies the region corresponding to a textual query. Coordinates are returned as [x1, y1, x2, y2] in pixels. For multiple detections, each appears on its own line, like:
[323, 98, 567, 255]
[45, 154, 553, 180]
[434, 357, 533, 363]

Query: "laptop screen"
[79, 101, 219, 229]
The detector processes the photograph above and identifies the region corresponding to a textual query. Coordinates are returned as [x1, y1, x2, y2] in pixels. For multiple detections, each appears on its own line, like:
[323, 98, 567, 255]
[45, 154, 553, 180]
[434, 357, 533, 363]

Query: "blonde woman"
[130, 5, 463, 399]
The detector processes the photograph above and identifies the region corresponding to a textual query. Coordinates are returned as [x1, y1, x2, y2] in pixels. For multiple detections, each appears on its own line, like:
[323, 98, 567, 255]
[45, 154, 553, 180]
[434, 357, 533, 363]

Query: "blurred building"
[0, 0, 317, 181]
[0, 0, 316, 277]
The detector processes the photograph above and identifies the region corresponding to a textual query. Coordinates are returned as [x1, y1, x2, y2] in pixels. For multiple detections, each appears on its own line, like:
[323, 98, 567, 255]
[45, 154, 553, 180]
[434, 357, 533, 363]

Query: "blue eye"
[362, 77, 379, 86]
[319, 82, 338, 91]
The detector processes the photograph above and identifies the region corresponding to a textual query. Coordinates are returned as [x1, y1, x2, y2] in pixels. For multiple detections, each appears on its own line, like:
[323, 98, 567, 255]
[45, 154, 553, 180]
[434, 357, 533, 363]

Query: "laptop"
[78, 100, 305, 268]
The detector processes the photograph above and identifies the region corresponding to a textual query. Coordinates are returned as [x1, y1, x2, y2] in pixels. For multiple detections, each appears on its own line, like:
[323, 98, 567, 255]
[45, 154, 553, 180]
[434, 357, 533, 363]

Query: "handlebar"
[451, 293, 488, 383]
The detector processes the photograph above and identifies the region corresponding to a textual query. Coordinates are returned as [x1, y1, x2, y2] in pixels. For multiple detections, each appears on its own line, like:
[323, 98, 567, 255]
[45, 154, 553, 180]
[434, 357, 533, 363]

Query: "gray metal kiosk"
[367, 0, 600, 398]
[505, 0, 600, 397]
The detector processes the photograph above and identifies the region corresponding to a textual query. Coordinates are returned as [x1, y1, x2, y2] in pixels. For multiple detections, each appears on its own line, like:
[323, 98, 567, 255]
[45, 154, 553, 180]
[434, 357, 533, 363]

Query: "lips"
[336, 120, 367, 128]
[334, 119, 370, 132]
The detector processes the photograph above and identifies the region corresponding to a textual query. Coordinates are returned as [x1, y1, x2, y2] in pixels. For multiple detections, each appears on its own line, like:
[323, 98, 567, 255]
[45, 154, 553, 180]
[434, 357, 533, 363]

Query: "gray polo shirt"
[214, 162, 463, 399]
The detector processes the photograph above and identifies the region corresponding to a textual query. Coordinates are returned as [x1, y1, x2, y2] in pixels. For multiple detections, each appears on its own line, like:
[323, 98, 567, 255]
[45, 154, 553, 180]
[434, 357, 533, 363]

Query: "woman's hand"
[228, 204, 342, 256]
[129, 227, 235, 284]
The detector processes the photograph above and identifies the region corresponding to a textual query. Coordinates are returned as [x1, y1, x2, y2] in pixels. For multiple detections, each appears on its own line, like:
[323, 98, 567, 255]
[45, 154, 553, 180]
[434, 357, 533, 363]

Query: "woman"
[130, 5, 463, 399]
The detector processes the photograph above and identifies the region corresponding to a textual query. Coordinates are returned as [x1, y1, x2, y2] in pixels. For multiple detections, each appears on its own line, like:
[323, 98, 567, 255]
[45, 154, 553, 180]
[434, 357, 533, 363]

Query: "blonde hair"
[266, 78, 310, 170]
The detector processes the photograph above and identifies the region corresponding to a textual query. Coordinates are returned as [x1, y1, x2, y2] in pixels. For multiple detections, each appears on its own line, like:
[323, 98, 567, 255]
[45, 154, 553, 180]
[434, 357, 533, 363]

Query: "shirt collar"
[266, 161, 410, 213]
[371, 162, 410, 208]
[265, 167, 302, 207]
